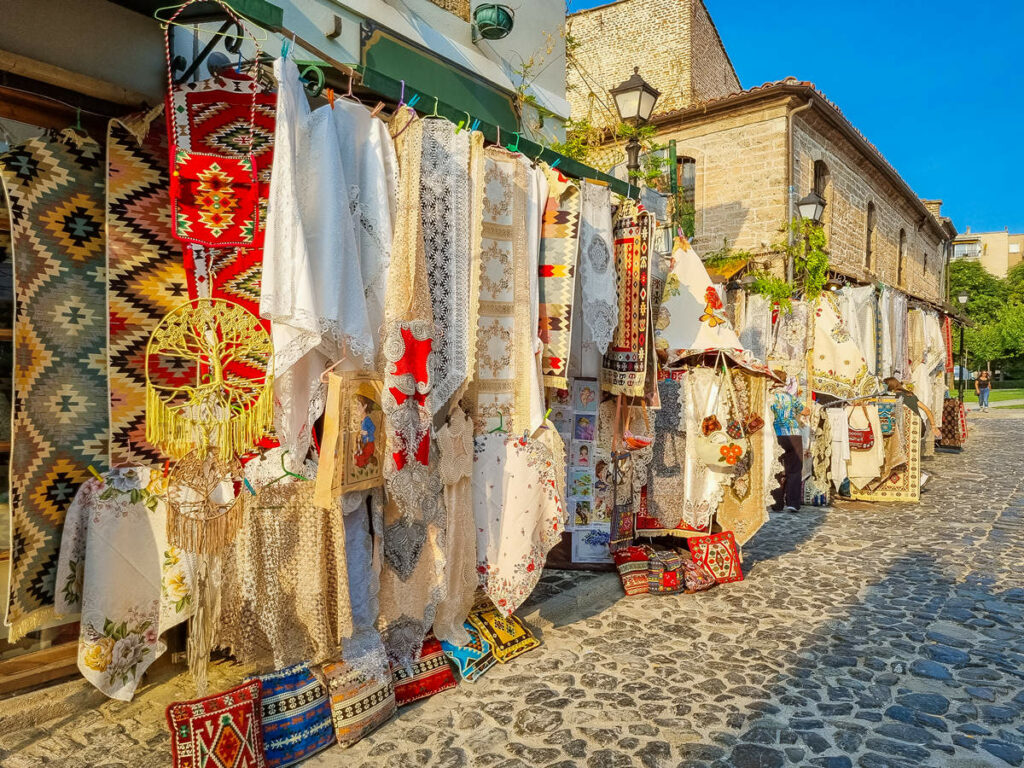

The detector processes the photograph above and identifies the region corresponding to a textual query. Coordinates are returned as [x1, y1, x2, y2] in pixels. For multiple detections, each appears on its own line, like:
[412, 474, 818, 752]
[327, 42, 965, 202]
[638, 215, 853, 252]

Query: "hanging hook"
[507, 131, 520, 153]
[430, 96, 440, 118]
[456, 110, 471, 133]
[345, 73, 355, 99]
[398, 79, 406, 107]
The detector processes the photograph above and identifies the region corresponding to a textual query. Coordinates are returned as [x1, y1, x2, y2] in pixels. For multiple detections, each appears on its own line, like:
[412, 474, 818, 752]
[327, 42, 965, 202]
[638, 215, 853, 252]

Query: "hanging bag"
[847, 404, 876, 451]
[165, 0, 261, 248]
[695, 360, 749, 471]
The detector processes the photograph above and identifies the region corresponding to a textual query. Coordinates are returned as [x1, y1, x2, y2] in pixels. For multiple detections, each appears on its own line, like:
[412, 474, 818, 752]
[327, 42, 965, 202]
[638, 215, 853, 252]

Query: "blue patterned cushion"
[256, 663, 335, 767]
[441, 623, 498, 683]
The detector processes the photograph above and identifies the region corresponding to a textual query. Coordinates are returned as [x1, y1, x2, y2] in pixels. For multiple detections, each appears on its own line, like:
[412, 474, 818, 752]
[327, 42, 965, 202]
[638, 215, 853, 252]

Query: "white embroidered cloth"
[811, 294, 877, 399]
[262, 57, 375, 461]
[839, 285, 878, 375]
[739, 294, 772, 363]
[682, 368, 731, 531]
[473, 427, 565, 616]
[579, 180, 618, 356]
[54, 467, 196, 701]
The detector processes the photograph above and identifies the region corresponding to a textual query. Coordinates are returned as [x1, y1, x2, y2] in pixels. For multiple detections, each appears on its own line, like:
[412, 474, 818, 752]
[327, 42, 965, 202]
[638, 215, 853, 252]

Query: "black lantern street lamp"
[957, 290, 969, 402]
[796, 191, 827, 224]
[611, 67, 660, 177]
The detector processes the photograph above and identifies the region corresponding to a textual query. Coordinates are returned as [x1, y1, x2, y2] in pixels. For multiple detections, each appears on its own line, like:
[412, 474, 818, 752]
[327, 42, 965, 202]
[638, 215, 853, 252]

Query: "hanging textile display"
[219, 481, 352, 669]
[54, 467, 196, 701]
[164, 448, 247, 554]
[314, 373, 386, 508]
[376, 108, 446, 670]
[431, 407, 478, 647]
[145, 297, 274, 461]
[602, 202, 653, 395]
[738, 294, 772, 364]
[107, 106, 189, 466]
[851, 405, 921, 502]
[891, 291, 910, 379]
[262, 57, 375, 463]
[473, 427, 566, 617]
[943, 316, 955, 373]
[421, 120, 481, 416]
[770, 301, 809, 364]
[578, 180, 617, 355]
[810, 293, 876, 399]
[464, 147, 542, 433]
[1, 130, 110, 640]
[845, 404, 885, 490]
[537, 167, 581, 389]
[839, 285, 877, 375]
[638, 371, 690, 536]
[716, 371, 770, 546]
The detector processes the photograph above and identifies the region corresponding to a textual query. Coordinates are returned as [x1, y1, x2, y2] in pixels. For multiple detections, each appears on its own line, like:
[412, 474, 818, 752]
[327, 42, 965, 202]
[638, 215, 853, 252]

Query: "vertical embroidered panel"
[1, 131, 110, 639]
[465, 149, 532, 432]
[107, 108, 188, 466]
[601, 204, 652, 396]
[537, 167, 580, 389]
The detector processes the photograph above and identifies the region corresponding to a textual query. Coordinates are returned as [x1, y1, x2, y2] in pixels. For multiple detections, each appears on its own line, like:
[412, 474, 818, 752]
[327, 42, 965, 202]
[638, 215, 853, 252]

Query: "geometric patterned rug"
[1, 130, 110, 640]
[107, 107, 188, 466]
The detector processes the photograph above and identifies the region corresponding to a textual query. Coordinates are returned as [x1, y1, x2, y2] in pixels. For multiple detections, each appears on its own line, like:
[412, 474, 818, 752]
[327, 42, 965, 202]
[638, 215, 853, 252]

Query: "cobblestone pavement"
[3, 413, 1024, 767]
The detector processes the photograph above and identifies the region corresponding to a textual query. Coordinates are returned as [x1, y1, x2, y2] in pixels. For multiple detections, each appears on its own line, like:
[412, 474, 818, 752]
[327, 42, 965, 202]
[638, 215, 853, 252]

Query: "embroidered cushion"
[688, 531, 744, 584]
[170, 149, 259, 248]
[467, 609, 540, 663]
[612, 545, 650, 596]
[256, 663, 334, 767]
[646, 547, 686, 594]
[440, 622, 498, 683]
[166, 679, 265, 768]
[680, 555, 717, 594]
[391, 634, 457, 706]
[320, 652, 396, 749]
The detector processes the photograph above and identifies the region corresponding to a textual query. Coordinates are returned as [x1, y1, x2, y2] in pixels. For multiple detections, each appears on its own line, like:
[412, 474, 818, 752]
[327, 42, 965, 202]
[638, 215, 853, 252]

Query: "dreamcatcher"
[146, 297, 274, 461]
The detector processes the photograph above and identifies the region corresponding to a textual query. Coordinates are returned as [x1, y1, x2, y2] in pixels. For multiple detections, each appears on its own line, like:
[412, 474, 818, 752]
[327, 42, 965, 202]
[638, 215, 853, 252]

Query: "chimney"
[966, 226, 971, 234]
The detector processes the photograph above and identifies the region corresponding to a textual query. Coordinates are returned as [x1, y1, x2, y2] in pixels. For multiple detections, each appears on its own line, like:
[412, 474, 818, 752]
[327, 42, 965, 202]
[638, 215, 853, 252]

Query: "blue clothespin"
[243, 478, 256, 496]
[550, 157, 561, 169]
[407, 93, 421, 109]
[281, 36, 291, 59]
[470, 118, 480, 131]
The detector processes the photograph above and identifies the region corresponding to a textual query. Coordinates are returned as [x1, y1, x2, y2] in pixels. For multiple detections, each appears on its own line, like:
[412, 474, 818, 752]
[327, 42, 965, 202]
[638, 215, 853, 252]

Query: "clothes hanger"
[455, 111, 471, 133]
[320, 341, 350, 382]
[263, 450, 309, 488]
[488, 411, 507, 433]
[506, 131, 521, 153]
[424, 96, 443, 120]
[341, 73, 365, 106]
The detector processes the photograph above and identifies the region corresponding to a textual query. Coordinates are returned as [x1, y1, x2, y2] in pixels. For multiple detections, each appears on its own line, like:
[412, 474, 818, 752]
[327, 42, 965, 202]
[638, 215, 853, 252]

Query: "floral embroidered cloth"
[473, 427, 566, 616]
[811, 293, 877, 400]
[54, 467, 196, 700]
[578, 180, 618, 355]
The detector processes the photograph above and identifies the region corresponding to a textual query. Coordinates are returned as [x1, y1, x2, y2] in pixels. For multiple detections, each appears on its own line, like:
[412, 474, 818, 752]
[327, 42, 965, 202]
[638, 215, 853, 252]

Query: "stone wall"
[426, 0, 470, 21]
[792, 110, 945, 302]
[566, 0, 738, 128]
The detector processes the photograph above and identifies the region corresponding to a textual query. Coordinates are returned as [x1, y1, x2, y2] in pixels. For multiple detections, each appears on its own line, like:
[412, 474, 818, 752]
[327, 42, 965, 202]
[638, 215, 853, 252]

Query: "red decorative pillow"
[613, 545, 650, 596]
[688, 531, 744, 584]
[166, 679, 265, 768]
[390, 634, 457, 706]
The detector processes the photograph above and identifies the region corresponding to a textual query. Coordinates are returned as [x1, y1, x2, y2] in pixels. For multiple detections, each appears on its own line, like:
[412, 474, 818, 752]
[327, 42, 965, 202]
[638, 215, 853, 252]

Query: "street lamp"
[957, 290, 969, 402]
[796, 191, 826, 224]
[611, 67, 660, 178]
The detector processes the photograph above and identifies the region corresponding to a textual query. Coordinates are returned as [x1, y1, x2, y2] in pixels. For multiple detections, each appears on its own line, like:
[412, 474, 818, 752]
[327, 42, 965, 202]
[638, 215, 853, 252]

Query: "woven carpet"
[537, 167, 580, 390]
[1, 130, 110, 639]
[107, 107, 189, 466]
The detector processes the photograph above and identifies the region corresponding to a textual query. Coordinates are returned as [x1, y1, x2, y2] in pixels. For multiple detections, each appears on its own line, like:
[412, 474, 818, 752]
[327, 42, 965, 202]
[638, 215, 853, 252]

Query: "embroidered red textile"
[166, 679, 265, 768]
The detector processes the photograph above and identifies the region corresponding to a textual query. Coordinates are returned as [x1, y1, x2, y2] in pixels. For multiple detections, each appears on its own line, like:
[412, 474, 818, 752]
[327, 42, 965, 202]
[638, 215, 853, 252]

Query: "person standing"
[770, 372, 809, 513]
[975, 370, 991, 412]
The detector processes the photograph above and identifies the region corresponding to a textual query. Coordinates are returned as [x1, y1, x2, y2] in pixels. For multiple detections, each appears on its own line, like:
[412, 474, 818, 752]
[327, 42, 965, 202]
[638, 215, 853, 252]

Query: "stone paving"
[3, 413, 1024, 767]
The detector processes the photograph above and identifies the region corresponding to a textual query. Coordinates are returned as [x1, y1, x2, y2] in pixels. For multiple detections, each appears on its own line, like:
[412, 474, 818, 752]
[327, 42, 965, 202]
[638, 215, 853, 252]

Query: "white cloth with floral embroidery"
[681, 368, 731, 531]
[473, 426, 565, 616]
[53, 467, 196, 701]
[578, 180, 618, 355]
[810, 293, 877, 400]
[261, 57, 375, 463]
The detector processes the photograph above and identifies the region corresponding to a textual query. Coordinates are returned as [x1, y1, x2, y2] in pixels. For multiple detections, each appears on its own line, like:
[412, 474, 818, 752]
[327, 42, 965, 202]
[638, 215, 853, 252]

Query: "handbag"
[646, 547, 686, 595]
[165, 0, 262, 249]
[848, 405, 875, 451]
[696, 363, 749, 471]
[688, 530, 744, 584]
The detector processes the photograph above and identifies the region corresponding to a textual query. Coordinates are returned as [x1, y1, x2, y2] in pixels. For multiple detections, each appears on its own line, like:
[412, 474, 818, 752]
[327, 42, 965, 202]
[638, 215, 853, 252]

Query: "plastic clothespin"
[243, 478, 256, 496]
[456, 111, 470, 133]
[326, 87, 335, 109]
[550, 157, 561, 169]
[407, 93, 421, 109]
[544, 408, 552, 420]
[280, 35, 292, 59]
[163, 459, 171, 478]
[470, 118, 481, 132]
[87, 465, 103, 482]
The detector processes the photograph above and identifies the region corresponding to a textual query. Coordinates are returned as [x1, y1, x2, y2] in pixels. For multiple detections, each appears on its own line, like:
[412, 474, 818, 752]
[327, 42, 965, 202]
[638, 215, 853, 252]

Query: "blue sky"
[567, 0, 1024, 234]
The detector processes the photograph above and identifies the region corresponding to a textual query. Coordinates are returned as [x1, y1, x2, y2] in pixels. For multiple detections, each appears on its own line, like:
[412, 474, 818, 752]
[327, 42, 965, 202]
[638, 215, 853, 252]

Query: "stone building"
[566, 0, 739, 129]
[567, 2, 954, 305]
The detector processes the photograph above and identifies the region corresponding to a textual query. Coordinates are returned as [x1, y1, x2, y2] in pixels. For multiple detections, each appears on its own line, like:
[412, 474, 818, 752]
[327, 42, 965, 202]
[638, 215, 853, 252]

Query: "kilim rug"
[1, 130, 109, 639]
[537, 166, 580, 390]
[601, 203, 652, 396]
[169, 71, 277, 432]
[107, 107, 189, 466]
[851, 405, 921, 503]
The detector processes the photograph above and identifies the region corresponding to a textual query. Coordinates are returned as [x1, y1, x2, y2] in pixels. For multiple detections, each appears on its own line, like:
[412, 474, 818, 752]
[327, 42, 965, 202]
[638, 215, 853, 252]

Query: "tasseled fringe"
[4, 605, 62, 644]
[167, 492, 246, 556]
[146, 377, 274, 461]
[187, 558, 217, 696]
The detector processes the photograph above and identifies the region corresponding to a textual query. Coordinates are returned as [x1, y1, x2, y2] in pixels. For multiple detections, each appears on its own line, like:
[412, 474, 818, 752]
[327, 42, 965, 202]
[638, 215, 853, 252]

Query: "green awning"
[108, 0, 283, 31]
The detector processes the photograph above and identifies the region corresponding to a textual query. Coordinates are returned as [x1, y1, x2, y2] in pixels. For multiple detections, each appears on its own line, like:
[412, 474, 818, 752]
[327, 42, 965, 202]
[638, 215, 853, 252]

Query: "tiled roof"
[650, 78, 945, 238]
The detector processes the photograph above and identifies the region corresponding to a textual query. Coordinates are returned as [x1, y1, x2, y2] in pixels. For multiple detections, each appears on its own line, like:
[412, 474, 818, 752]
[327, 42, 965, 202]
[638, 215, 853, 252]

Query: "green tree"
[1005, 261, 1024, 306]
[948, 260, 1007, 324]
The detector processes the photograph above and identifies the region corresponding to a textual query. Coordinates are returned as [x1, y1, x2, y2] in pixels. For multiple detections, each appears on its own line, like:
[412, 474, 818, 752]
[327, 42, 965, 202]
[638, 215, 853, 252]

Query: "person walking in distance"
[770, 372, 809, 513]
[975, 370, 991, 412]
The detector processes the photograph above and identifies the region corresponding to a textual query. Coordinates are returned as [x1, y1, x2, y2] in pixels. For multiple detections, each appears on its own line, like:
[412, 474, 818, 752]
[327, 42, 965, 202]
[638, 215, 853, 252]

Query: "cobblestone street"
[3, 413, 1024, 768]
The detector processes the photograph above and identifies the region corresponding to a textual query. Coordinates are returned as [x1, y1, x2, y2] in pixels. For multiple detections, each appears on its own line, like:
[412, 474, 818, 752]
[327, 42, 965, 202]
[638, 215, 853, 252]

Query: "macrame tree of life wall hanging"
[146, 297, 274, 463]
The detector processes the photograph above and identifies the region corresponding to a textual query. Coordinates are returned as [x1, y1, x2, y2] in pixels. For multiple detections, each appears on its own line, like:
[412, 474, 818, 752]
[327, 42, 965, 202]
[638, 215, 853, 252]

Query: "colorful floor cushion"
[688, 531, 744, 584]
[391, 634, 458, 706]
[440, 622, 498, 683]
[256, 664, 334, 767]
[467, 610, 540, 663]
[321, 650, 396, 748]
[613, 546, 650, 596]
[166, 679, 265, 768]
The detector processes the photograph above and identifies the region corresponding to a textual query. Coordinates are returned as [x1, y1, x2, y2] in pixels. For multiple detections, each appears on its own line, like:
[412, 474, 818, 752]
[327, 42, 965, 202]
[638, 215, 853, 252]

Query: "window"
[865, 202, 875, 269]
[813, 160, 830, 198]
[898, 229, 907, 286]
[676, 156, 696, 238]
[953, 241, 982, 260]
[1011, 244, 1021, 254]
[923, 251, 929, 275]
